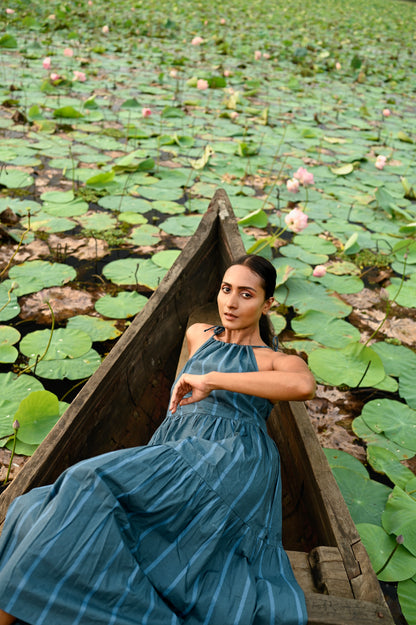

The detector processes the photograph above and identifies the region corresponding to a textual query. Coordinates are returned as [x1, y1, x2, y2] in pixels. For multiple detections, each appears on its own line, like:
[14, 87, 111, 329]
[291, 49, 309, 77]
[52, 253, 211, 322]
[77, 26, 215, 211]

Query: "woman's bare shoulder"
[271, 350, 311, 373]
[186, 323, 214, 357]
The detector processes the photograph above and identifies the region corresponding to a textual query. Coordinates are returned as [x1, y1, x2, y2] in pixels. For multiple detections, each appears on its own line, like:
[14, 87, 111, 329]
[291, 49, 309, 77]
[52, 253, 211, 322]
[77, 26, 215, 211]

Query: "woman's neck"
[216, 326, 264, 346]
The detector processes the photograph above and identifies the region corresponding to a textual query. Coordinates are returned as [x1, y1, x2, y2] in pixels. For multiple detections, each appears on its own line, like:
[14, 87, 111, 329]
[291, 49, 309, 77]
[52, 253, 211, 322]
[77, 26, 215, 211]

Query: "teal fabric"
[0, 330, 307, 625]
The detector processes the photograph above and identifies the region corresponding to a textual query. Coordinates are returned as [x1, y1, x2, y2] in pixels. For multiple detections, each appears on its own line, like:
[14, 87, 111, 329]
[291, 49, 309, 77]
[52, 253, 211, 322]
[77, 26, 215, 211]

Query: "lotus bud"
[13, 419, 20, 431]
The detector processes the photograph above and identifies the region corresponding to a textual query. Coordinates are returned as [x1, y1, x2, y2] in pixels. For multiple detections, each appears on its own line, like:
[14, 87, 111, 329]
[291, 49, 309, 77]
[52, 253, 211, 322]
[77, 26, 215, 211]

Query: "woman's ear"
[263, 297, 274, 314]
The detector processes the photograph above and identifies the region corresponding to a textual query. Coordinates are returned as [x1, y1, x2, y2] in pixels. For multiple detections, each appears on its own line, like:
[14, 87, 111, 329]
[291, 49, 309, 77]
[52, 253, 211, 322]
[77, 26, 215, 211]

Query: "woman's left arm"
[169, 354, 315, 413]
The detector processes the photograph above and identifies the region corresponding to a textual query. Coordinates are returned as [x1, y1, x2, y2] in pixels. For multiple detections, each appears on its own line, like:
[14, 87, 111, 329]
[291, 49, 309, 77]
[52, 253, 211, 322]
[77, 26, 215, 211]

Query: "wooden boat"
[0, 189, 394, 625]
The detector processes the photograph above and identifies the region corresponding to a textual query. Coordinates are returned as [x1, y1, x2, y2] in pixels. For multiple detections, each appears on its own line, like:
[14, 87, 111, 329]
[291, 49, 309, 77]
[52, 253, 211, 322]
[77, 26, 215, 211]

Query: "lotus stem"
[18, 301, 55, 377]
[3, 420, 19, 486]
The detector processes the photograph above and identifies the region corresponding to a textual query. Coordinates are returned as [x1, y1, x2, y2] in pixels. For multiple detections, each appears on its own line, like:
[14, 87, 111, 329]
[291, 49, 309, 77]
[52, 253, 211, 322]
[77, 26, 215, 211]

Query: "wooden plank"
[305, 594, 394, 625]
[287, 551, 318, 594]
[308, 547, 353, 598]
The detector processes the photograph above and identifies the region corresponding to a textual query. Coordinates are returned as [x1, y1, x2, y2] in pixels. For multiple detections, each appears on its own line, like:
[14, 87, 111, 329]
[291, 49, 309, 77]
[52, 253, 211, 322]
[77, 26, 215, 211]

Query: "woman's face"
[217, 264, 273, 331]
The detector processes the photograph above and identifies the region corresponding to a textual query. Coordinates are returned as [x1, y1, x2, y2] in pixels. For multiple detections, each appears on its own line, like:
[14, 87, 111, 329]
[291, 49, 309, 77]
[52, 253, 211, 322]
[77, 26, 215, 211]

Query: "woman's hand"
[169, 373, 212, 414]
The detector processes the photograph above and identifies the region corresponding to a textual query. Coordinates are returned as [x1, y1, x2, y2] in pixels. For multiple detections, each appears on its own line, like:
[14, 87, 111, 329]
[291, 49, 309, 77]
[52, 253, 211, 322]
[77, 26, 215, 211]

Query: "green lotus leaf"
[382, 486, 416, 557]
[0, 345, 18, 364]
[102, 258, 165, 288]
[77, 212, 117, 231]
[275, 277, 352, 317]
[367, 445, 415, 490]
[323, 447, 369, 478]
[370, 342, 416, 377]
[151, 250, 181, 269]
[0, 373, 44, 439]
[398, 579, 416, 625]
[0, 169, 34, 188]
[314, 273, 364, 294]
[117, 212, 147, 225]
[95, 291, 148, 319]
[14, 390, 60, 445]
[399, 366, 416, 409]
[98, 195, 152, 213]
[21, 211, 75, 233]
[292, 311, 360, 348]
[386, 275, 416, 308]
[129, 224, 161, 246]
[8, 260, 76, 296]
[357, 523, 416, 582]
[352, 417, 415, 461]
[66, 315, 122, 342]
[360, 399, 416, 451]
[160, 215, 202, 237]
[269, 312, 286, 335]
[293, 234, 337, 255]
[309, 343, 385, 387]
[21, 328, 92, 360]
[331, 467, 391, 526]
[152, 200, 186, 215]
[32, 348, 102, 380]
[0, 325, 20, 346]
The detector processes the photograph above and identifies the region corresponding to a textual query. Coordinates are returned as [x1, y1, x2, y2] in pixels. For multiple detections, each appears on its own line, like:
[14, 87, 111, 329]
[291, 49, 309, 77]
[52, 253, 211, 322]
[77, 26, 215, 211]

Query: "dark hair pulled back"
[228, 254, 277, 348]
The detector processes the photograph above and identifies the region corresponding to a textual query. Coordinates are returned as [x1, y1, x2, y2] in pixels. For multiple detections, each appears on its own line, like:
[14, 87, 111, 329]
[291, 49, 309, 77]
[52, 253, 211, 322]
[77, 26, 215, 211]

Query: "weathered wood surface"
[0, 189, 394, 625]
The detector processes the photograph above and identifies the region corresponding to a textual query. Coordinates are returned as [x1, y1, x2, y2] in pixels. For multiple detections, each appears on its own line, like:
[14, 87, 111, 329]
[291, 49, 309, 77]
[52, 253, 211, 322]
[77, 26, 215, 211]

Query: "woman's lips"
[224, 312, 237, 320]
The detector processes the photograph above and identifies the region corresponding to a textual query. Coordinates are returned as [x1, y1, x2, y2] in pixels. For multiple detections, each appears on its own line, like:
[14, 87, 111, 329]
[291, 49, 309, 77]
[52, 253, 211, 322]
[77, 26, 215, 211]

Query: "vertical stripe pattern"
[0, 330, 307, 625]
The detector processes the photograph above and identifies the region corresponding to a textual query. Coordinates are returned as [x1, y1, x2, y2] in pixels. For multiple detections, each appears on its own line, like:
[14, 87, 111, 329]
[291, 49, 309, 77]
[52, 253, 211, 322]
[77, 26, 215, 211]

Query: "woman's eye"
[222, 285, 230, 293]
[242, 292, 252, 299]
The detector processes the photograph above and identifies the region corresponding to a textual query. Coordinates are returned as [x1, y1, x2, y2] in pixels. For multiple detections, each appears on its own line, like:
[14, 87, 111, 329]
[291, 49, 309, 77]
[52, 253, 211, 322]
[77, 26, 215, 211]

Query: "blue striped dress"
[0, 329, 307, 625]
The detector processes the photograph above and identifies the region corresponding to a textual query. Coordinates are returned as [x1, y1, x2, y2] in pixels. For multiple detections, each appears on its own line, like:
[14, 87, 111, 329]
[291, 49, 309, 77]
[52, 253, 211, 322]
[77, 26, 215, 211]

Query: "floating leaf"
[398, 579, 416, 625]
[102, 258, 165, 289]
[357, 523, 416, 582]
[382, 486, 416, 557]
[95, 291, 148, 319]
[352, 417, 415, 461]
[0, 345, 18, 364]
[129, 224, 161, 246]
[360, 399, 416, 451]
[292, 311, 360, 348]
[330, 163, 354, 176]
[331, 467, 391, 526]
[367, 445, 415, 490]
[399, 367, 416, 410]
[151, 250, 181, 269]
[323, 448, 369, 478]
[238, 209, 268, 227]
[53, 106, 84, 119]
[0, 325, 20, 346]
[9, 260, 76, 296]
[33, 348, 101, 380]
[192, 145, 214, 170]
[309, 343, 385, 387]
[14, 390, 60, 446]
[66, 315, 122, 342]
[21, 328, 92, 360]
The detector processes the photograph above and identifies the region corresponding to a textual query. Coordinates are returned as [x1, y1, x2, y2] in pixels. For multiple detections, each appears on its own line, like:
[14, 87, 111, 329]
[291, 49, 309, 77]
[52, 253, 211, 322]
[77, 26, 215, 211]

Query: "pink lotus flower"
[142, 107, 152, 118]
[220, 18, 226, 24]
[6, 8, 15, 14]
[313, 265, 327, 277]
[254, 50, 262, 60]
[335, 62, 341, 70]
[73, 70, 86, 82]
[230, 111, 239, 120]
[88, 0, 93, 5]
[191, 36, 204, 46]
[102, 24, 109, 34]
[43, 57, 51, 70]
[285, 208, 308, 233]
[382, 108, 391, 117]
[286, 178, 300, 193]
[263, 53, 270, 59]
[223, 69, 231, 77]
[375, 155, 387, 170]
[48, 14, 55, 20]
[293, 166, 314, 186]
[197, 79, 209, 90]
[50, 72, 60, 81]
[63, 47, 74, 57]
[169, 69, 178, 78]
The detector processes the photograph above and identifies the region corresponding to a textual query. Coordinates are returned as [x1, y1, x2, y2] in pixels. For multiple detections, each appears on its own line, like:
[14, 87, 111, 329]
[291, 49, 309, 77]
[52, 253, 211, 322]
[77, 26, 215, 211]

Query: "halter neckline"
[205, 325, 272, 349]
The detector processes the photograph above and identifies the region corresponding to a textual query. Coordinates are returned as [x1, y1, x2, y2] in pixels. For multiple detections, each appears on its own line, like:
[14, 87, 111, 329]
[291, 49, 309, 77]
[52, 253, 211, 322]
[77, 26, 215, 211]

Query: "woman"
[0, 254, 315, 625]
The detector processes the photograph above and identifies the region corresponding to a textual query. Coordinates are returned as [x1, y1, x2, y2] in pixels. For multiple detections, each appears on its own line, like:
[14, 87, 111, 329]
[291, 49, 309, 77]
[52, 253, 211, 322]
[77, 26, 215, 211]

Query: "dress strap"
[205, 325, 278, 350]
[204, 325, 225, 336]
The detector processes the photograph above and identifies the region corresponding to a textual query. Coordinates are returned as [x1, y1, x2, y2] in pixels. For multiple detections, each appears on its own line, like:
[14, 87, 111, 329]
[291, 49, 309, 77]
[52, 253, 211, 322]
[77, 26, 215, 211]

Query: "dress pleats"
[0, 331, 307, 625]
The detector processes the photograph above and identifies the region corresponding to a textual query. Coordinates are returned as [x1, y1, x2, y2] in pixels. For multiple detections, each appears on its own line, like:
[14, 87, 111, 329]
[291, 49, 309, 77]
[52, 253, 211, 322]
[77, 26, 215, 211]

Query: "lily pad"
[95, 291, 148, 319]
[33, 348, 102, 380]
[331, 467, 391, 526]
[66, 315, 122, 342]
[129, 224, 161, 246]
[14, 390, 60, 446]
[151, 249, 181, 269]
[20, 328, 92, 360]
[357, 523, 416, 582]
[352, 417, 415, 461]
[309, 343, 385, 387]
[0, 284, 20, 321]
[8, 260, 76, 296]
[367, 445, 415, 490]
[360, 399, 416, 451]
[382, 486, 416, 557]
[398, 579, 416, 625]
[160, 215, 202, 237]
[292, 311, 360, 348]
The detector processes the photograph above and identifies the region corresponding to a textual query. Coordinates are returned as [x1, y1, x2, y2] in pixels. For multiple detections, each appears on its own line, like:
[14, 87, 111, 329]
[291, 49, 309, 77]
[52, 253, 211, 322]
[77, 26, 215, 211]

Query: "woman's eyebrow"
[222, 281, 257, 292]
